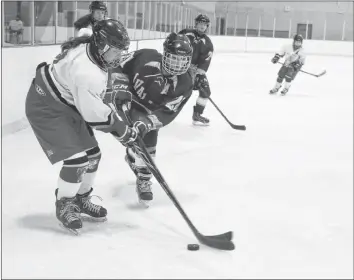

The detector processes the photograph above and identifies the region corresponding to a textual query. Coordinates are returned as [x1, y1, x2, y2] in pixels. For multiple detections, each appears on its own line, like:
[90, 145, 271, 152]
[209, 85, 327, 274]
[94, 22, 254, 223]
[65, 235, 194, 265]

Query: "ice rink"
[2, 53, 353, 279]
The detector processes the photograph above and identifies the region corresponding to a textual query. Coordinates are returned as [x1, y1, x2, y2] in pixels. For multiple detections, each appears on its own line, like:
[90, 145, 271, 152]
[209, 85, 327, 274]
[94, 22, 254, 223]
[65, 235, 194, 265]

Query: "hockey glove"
[194, 74, 209, 90]
[104, 73, 133, 112]
[271, 54, 281, 64]
[111, 126, 139, 146]
[104, 85, 132, 111]
[133, 114, 163, 138]
[291, 61, 303, 72]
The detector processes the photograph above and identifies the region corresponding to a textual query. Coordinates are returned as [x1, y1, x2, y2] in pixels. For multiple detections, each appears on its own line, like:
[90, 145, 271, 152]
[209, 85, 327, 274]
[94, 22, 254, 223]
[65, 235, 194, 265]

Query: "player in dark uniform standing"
[179, 14, 214, 126]
[108, 32, 194, 205]
[74, 1, 108, 37]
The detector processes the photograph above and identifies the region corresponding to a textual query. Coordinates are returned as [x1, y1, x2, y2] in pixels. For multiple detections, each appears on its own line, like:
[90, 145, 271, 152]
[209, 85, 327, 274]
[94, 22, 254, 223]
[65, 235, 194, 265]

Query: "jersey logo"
[154, 76, 164, 86]
[164, 96, 185, 112]
[35, 84, 46, 96]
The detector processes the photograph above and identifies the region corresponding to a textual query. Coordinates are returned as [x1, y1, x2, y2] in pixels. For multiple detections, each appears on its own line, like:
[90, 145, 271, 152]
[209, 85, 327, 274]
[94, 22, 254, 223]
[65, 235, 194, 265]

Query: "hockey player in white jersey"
[25, 19, 139, 234]
[74, 1, 107, 37]
[269, 34, 306, 96]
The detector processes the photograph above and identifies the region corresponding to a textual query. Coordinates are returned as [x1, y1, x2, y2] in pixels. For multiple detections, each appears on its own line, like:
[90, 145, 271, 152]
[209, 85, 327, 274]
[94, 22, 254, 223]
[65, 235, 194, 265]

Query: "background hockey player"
[178, 14, 214, 125]
[25, 19, 138, 234]
[269, 34, 306, 96]
[74, 1, 108, 37]
[107, 32, 194, 205]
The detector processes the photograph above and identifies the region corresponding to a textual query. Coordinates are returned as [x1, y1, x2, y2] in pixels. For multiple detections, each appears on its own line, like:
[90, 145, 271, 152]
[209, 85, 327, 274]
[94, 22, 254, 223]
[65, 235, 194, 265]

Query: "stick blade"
[196, 231, 235, 250]
[231, 124, 247, 131]
[205, 231, 233, 241]
[199, 235, 235, 250]
[317, 70, 327, 77]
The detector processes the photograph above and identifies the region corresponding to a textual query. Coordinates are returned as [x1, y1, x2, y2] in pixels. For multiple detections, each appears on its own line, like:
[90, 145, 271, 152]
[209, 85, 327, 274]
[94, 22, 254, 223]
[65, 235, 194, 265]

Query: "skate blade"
[192, 121, 210, 126]
[81, 215, 107, 223]
[138, 199, 151, 208]
[59, 223, 80, 235]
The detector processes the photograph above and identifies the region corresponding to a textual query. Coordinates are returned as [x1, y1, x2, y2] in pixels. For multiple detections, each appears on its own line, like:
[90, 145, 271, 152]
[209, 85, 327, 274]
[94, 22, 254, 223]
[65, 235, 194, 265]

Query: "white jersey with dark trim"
[278, 44, 306, 66]
[49, 43, 112, 127]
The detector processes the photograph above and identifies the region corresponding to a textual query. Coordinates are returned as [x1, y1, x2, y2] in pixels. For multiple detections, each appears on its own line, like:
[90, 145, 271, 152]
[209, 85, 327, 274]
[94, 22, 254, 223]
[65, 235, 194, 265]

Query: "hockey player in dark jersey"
[74, 1, 107, 37]
[108, 32, 194, 205]
[179, 14, 214, 126]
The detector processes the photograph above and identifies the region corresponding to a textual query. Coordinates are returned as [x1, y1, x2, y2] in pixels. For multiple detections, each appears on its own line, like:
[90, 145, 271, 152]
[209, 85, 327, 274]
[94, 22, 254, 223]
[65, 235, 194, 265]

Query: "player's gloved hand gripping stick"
[110, 102, 235, 251]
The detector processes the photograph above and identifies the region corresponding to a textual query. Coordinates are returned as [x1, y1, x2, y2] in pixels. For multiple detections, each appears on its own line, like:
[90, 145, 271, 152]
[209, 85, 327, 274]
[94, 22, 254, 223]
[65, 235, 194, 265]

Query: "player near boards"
[107, 32, 194, 205]
[178, 14, 214, 126]
[74, 1, 108, 37]
[269, 34, 306, 96]
[25, 20, 140, 233]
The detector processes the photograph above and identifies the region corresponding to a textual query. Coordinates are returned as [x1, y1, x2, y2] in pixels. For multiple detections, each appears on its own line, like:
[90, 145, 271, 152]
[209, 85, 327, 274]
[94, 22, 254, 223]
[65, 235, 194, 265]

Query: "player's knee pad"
[85, 146, 101, 173]
[277, 76, 284, 83]
[60, 153, 89, 183]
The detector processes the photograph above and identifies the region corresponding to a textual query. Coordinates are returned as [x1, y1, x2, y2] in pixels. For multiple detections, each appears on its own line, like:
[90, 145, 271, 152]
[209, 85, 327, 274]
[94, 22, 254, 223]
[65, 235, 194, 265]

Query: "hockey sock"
[273, 81, 282, 90]
[78, 146, 101, 195]
[195, 97, 208, 114]
[57, 153, 89, 199]
[283, 81, 291, 90]
[133, 147, 155, 181]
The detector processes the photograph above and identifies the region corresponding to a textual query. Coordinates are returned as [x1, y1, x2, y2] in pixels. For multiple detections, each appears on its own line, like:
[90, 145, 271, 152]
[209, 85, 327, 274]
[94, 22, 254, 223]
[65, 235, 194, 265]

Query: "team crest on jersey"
[35, 84, 46, 96]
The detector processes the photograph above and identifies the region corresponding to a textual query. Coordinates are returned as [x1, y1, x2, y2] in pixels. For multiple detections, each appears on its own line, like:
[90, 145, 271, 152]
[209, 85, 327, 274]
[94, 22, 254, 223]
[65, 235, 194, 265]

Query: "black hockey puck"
[187, 244, 200, 251]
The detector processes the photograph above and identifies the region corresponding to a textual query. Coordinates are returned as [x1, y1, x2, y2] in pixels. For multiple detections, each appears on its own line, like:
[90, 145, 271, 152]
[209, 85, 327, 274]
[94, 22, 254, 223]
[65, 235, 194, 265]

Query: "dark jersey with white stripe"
[178, 29, 214, 73]
[115, 49, 194, 126]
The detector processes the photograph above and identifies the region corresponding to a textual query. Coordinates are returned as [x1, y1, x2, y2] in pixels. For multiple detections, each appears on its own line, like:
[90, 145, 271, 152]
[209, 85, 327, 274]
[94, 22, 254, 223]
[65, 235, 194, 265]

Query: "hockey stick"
[277, 62, 326, 77]
[111, 103, 235, 250]
[208, 97, 246, 131]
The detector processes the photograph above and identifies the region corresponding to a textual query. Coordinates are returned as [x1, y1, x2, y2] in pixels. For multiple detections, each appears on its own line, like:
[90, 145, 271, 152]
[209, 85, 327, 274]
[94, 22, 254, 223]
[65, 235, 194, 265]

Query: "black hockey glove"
[133, 114, 163, 138]
[291, 61, 303, 72]
[111, 126, 139, 146]
[194, 74, 209, 91]
[104, 84, 132, 111]
[271, 54, 281, 64]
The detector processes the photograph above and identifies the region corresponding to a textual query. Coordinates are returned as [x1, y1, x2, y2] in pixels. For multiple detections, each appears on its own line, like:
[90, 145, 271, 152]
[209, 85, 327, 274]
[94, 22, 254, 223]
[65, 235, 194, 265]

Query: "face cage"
[100, 46, 128, 68]
[162, 51, 192, 76]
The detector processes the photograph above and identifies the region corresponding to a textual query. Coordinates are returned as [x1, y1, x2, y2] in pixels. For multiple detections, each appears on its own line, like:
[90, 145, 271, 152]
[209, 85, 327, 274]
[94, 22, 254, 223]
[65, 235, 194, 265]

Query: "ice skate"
[192, 111, 210, 126]
[76, 188, 107, 222]
[55, 191, 82, 235]
[280, 88, 289, 96]
[136, 179, 153, 207]
[269, 87, 280, 94]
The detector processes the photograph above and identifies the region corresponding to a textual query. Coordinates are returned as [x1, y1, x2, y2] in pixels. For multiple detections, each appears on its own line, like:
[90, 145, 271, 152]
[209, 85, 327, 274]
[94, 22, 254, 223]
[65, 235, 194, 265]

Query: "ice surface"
[2, 53, 353, 279]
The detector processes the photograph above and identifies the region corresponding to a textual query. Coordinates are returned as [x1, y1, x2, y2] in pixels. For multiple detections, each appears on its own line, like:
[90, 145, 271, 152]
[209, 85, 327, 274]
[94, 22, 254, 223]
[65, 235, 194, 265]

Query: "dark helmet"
[293, 34, 303, 49]
[92, 19, 130, 68]
[162, 32, 193, 76]
[195, 14, 210, 25]
[89, 1, 107, 13]
[195, 14, 210, 34]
